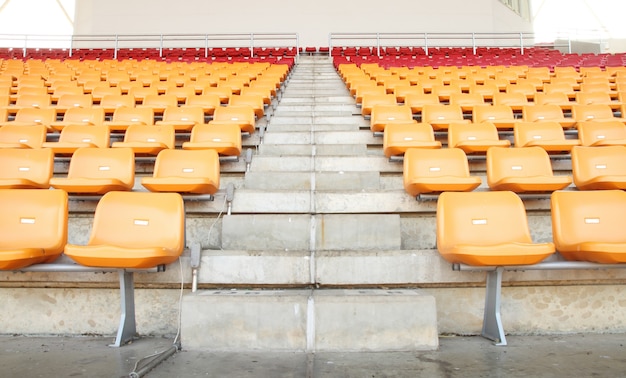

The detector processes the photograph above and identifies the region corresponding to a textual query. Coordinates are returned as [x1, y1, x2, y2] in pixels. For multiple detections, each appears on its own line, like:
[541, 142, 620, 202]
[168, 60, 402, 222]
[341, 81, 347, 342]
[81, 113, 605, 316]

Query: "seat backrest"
[0, 124, 47, 148]
[111, 106, 155, 125]
[403, 147, 472, 182]
[577, 120, 626, 146]
[571, 104, 615, 122]
[0, 148, 54, 188]
[152, 148, 220, 187]
[522, 104, 565, 122]
[122, 124, 175, 149]
[571, 145, 626, 184]
[448, 121, 503, 147]
[15, 94, 51, 108]
[60, 107, 105, 125]
[56, 124, 110, 148]
[162, 105, 205, 123]
[56, 94, 93, 109]
[13, 107, 56, 126]
[487, 146, 556, 182]
[212, 105, 255, 124]
[141, 94, 178, 109]
[513, 121, 567, 147]
[575, 92, 612, 105]
[185, 94, 221, 112]
[534, 92, 570, 106]
[0, 188, 67, 255]
[551, 190, 626, 256]
[472, 104, 515, 123]
[87, 191, 184, 255]
[362, 93, 397, 113]
[421, 104, 465, 123]
[437, 191, 534, 252]
[66, 147, 135, 186]
[493, 92, 529, 107]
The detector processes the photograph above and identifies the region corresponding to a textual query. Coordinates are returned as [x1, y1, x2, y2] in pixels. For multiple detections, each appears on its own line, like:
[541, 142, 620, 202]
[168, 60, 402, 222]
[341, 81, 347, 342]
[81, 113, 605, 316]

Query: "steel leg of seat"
[481, 266, 507, 346]
[110, 270, 137, 347]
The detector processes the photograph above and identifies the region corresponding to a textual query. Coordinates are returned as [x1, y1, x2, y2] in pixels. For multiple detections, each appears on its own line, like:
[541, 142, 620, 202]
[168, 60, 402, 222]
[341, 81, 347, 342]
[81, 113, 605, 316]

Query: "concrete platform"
[2, 333, 625, 377]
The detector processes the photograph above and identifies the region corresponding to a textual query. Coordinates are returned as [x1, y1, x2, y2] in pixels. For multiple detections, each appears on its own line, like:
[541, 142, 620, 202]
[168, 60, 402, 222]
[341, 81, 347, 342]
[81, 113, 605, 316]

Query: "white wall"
[73, 0, 532, 48]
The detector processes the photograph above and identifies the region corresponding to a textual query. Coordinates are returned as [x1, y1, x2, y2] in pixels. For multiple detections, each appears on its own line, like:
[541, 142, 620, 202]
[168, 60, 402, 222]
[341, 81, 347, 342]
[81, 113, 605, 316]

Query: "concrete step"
[221, 214, 401, 251]
[244, 171, 380, 191]
[181, 289, 438, 352]
[248, 156, 401, 173]
[258, 144, 368, 156]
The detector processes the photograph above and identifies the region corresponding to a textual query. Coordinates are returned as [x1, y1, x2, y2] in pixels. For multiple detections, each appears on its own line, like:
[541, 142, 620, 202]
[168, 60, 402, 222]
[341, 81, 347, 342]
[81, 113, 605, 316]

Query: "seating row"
[0, 147, 221, 195]
[403, 145, 626, 197]
[369, 103, 626, 132]
[383, 120, 626, 157]
[0, 188, 186, 346]
[437, 189, 626, 345]
[0, 104, 256, 135]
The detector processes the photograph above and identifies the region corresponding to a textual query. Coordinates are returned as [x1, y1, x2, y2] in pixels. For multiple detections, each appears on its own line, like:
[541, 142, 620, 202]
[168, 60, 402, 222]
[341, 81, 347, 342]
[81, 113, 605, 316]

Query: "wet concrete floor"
[1, 333, 625, 377]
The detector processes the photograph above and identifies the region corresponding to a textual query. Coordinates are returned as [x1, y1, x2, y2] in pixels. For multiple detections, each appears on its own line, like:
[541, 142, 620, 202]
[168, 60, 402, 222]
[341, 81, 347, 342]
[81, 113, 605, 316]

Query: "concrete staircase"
[181, 56, 439, 351]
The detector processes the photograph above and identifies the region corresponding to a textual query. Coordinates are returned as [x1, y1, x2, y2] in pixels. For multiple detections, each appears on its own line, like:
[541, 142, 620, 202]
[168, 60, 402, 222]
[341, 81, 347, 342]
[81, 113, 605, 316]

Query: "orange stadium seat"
[139, 94, 178, 116]
[0, 188, 68, 269]
[404, 93, 440, 116]
[551, 190, 626, 263]
[0, 124, 47, 149]
[156, 105, 205, 132]
[382, 122, 441, 158]
[571, 104, 626, 123]
[229, 94, 265, 119]
[0, 107, 56, 131]
[209, 105, 256, 134]
[421, 104, 469, 131]
[472, 104, 519, 130]
[577, 120, 626, 146]
[49, 147, 135, 194]
[403, 147, 481, 197]
[142, 149, 221, 195]
[513, 121, 580, 153]
[571, 145, 626, 190]
[42, 124, 110, 155]
[64, 191, 184, 269]
[182, 123, 242, 156]
[522, 104, 576, 128]
[437, 190, 555, 266]
[361, 93, 397, 116]
[111, 124, 175, 156]
[0, 148, 54, 189]
[104, 106, 155, 132]
[447, 122, 511, 154]
[49, 107, 105, 132]
[486, 146, 572, 192]
[185, 94, 221, 117]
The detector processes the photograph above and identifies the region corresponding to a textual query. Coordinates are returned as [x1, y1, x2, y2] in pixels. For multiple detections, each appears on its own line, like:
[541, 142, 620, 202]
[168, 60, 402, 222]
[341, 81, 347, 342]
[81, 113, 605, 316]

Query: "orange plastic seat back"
[370, 104, 415, 132]
[55, 107, 105, 126]
[522, 104, 566, 122]
[513, 121, 580, 151]
[447, 122, 510, 153]
[184, 123, 242, 156]
[0, 188, 68, 269]
[111, 106, 154, 125]
[185, 94, 221, 115]
[577, 120, 626, 146]
[143, 149, 220, 195]
[403, 147, 480, 196]
[112, 124, 175, 154]
[229, 94, 265, 118]
[487, 146, 572, 191]
[11, 107, 56, 127]
[421, 104, 467, 130]
[211, 105, 256, 134]
[473, 104, 515, 124]
[571, 104, 615, 122]
[551, 190, 626, 262]
[0, 124, 47, 149]
[50, 147, 135, 193]
[437, 190, 554, 266]
[361, 93, 397, 116]
[67, 191, 184, 268]
[98, 94, 134, 111]
[571, 145, 626, 190]
[383, 123, 441, 157]
[437, 191, 533, 250]
[14, 94, 51, 108]
[0, 148, 54, 189]
[44, 124, 110, 151]
[55, 94, 93, 110]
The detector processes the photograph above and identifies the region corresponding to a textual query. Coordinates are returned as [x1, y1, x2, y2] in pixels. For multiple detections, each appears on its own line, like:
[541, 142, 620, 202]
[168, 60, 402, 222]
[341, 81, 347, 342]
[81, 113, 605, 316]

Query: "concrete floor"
[2, 333, 625, 377]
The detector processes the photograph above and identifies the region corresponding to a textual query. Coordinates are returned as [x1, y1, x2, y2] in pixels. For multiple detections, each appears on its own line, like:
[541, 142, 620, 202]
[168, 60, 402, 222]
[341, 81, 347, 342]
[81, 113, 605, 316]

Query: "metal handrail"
[327, 32, 577, 56]
[0, 32, 300, 59]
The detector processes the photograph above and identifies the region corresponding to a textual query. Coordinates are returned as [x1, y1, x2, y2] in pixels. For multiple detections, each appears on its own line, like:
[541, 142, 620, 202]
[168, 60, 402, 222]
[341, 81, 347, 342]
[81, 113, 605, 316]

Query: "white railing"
[0, 32, 300, 58]
[327, 32, 579, 55]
